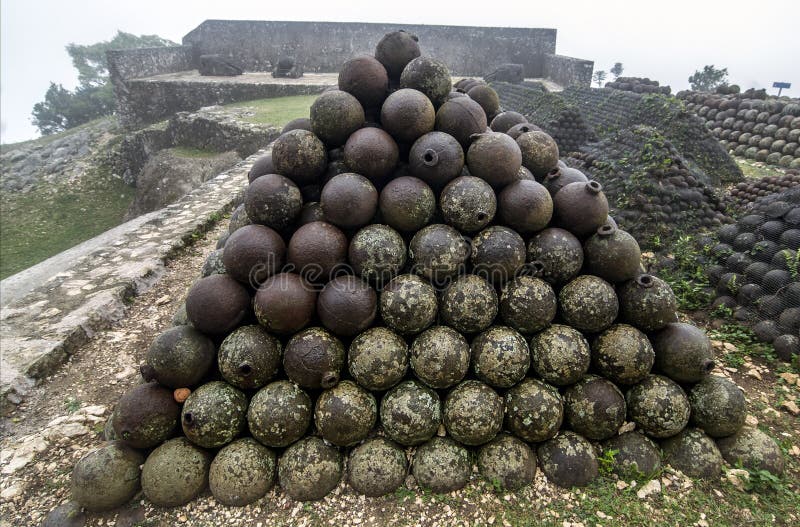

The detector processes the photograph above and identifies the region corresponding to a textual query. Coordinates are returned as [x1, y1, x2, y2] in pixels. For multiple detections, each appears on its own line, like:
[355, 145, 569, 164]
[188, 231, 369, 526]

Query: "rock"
[42, 501, 85, 527]
[782, 400, 800, 416]
[636, 479, 661, 499]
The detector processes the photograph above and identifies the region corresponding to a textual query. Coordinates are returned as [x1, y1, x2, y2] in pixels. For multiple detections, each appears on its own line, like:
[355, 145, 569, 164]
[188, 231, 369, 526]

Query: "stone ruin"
[272, 57, 303, 78]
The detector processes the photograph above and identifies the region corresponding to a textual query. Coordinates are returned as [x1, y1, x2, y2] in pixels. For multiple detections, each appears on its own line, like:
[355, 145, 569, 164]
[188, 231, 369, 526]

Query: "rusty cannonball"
[321, 173, 378, 229]
[543, 167, 589, 196]
[441, 274, 498, 334]
[400, 56, 452, 108]
[498, 179, 553, 234]
[338, 55, 389, 109]
[248, 152, 275, 183]
[113, 382, 180, 449]
[516, 131, 559, 177]
[470, 226, 526, 284]
[440, 176, 497, 233]
[530, 324, 591, 386]
[375, 30, 420, 80]
[435, 97, 488, 149]
[271, 130, 327, 186]
[381, 88, 435, 143]
[443, 380, 504, 446]
[185, 274, 250, 335]
[584, 223, 642, 284]
[504, 378, 563, 443]
[253, 273, 316, 335]
[559, 275, 619, 333]
[315, 380, 377, 447]
[564, 375, 626, 441]
[471, 326, 530, 388]
[499, 276, 557, 334]
[297, 202, 325, 226]
[467, 85, 500, 117]
[408, 224, 469, 282]
[310, 90, 365, 147]
[591, 324, 654, 385]
[343, 127, 399, 184]
[281, 117, 312, 134]
[411, 325, 470, 389]
[408, 131, 465, 189]
[379, 176, 436, 232]
[552, 181, 610, 238]
[379, 274, 438, 335]
[466, 132, 522, 188]
[283, 327, 345, 389]
[245, 174, 303, 231]
[348, 327, 408, 391]
[222, 224, 285, 286]
[490, 111, 527, 133]
[349, 224, 407, 285]
[526, 228, 584, 285]
[317, 275, 377, 337]
[506, 122, 543, 140]
[287, 221, 347, 284]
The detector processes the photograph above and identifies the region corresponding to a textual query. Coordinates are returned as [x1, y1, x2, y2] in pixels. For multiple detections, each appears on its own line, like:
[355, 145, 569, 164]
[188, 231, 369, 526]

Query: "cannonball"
[591, 324, 654, 385]
[375, 30, 420, 80]
[652, 322, 715, 383]
[498, 179, 553, 234]
[537, 431, 598, 488]
[559, 275, 619, 333]
[344, 127, 399, 184]
[516, 131, 559, 177]
[71, 442, 145, 512]
[552, 180, 610, 238]
[380, 380, 441, 446]
[411, 325, 470, 389]
[321, 173, 378, 229]
[379, 274, 438, 335]
[400, 56, 452, 107]
[471, 226, 526, 284]
[228, 204, 252, 234]
[504, 378, 564, 442]
[182, 381, 247, 449]
[443, 380, 503, 446]
[248, 380, 312, 447]
[440, 274, 498, 334]
[489, 111, 527, 133]
[222, 224, 285, 285]
[477, 434, 537, 491]
[281, 117, 312, 134]
[248, 152, 275, 183]
[688, 375, 746, 438]
[467, 85, 500, 117]
[527, 228, 584, 285]
[466, 132, 522, 188]
[381, 88, 435, 143]
[506, 122, 542, 139]
[626, 374, 690, 438]
[185, 274, 250, 335]
[716, 426, 785, 475]
[529, 324, 591, 386]
[471, 326, 530, 388]
[245, 174, 302, 231]
[200, 248, 226, 278]
[348, 327, 408, 391]
[317, 275, 377, 337]
[141, 438, 211, 507]
[253, 273, 317, 335]
[774, 334, 800, 361]
[499, 276, 557, 334]
[583, 224, 642, 283]
[617, 274, 678, 332]
[347, 438, 408, 497]
[283, 327, 345, 389]
[144, 325, 215, 389]
[564, 375, 626, 441]
[661, 428, 723, 479]
[113, 382, 180, 449]
[218, 325, 281, 390]
[440, 176, 497, 233]
[310, 90, 365, 147]
[209, 438, 276, 506]
[408, 224, 469, 282]
[409, 131, 465, 189]
[379, 176, 436, 232]
[601, 431, 662, 477]
[297, 201, 324, 226]
[412, 437, 471, 493]
[271, 129, 327, 186]
[542, 167, 589, 197]
[287, 221, 347, 283]
[435, 97, 488, 149]
[349, 224, 407, 284]
[278, 437, 343, 502]
[315, 380, 377, 447]
[338, 55, 389, 108]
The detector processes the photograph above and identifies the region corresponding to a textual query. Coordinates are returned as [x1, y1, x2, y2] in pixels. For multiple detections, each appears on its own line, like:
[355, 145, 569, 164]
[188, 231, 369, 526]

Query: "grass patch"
[735, 158, 785, 180]
[657, 235, 714, 311]
[223, 94, 318, 127]
[169, 146, 220, 159]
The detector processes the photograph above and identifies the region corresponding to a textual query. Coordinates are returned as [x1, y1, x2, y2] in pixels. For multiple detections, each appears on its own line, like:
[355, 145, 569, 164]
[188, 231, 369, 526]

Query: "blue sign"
[773, 82, 791, 89]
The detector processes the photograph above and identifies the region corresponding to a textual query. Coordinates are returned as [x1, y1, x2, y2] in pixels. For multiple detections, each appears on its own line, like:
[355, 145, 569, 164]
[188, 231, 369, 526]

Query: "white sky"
[1, 0, 798, 144]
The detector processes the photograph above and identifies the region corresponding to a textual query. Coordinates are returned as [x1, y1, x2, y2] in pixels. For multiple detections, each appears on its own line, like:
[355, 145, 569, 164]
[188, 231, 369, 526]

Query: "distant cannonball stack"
[727, 170, 800, 210]
[605, 77, 671, 96]
[68, 30, 782, 515]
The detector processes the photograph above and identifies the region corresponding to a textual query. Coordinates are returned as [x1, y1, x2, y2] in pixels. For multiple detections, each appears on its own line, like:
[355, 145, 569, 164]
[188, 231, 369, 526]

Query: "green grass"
[169, 146, 220, 159]
[735, 158, 785, 180]
[222, 94, 317, 127]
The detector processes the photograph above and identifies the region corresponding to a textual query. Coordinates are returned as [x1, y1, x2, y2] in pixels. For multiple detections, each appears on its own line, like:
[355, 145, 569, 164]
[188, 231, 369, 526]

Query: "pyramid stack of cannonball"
[68, 30, 785, 513]
[727, 170, 800, 210]
[605, 77, 671, 96]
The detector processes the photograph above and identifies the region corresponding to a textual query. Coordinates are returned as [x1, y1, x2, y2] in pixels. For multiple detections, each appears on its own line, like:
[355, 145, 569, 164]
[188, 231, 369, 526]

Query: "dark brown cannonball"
[222, 224, 285, 285]
[516, 131, 559, 177]
[441, 274, 498, 334]
[248, 152, 275, 183]
[583, 223, 642, 284]
[498, 179, 553, 234]
[374, 30, 420, 80]
[113, 383, 180, 449]
[287, 221, 347, 284]
[504, 378, 563, 442]
[185, 274, 250, 335]
[591, 324, 654, 385]
[379, 274, 438, 335]
[527, 228, 584, 285]
[343, 127, 399, 184]
[408, 131, 465, 189]
[338, 55, 389, 108]
[348, 327, 408, 391]
[466, 132, 522, 188]
[283, 327, 345, 389]
[537, 431, 598, 488]
[435, 97, 488, 149]
[408, 224, 469, 282]
[617, 274, 678, 332]
[443, 380, 504, 446]
[411, 325, 470, 389]
[467, 85, 500, 117]
[310, 90, 365, 147]
[774, 334, 800, 361]
[490, 111, 527, 133]
[349, 224, 406, 285]
[317, 275, 377, 337]
[245, 174, 303, 230]
[440, 175, 497, 233]
[315, 380, 377, 447]
[477, 434, 537, 491]
[381, 88, 435, 143]
[530, 324, 591, 386]
[320, 173, 378, 229]
[400, 56, 452, 107]
[564, 375, 626, 441]
[661, 428, 723, 479]
[271, 130, 327, 186]
[559, 275, 619, 333]
[248, 380, 312, 447]
[253, 273, 316, 335]
[689, 375, 746, 438]
[297, 202, 324, 226]
[499, 276, 557, 334]
[626, 374, 690, 438]
[471, 326, 530, 388]
[552, 180, 610, 238]
[281, 117, 312, 134]
[602, 432, 662, 477]
[652, 322, 715, 383]
[542, 167, 588, 196]
[471, 226, 526, 284]
[506, 122, 543, 140]
[379, 176, 436, 232]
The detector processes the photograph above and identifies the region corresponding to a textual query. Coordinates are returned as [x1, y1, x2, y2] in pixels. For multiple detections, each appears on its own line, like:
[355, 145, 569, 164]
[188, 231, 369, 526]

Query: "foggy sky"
[1, 0, 797, 144]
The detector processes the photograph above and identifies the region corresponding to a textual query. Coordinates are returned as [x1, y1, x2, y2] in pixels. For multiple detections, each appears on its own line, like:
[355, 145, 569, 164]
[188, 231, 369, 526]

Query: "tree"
[688, 65, 729, 92]
[610, 62, 624, 79]
[31, 31, 176, 135]
[593, 70, 607, 88]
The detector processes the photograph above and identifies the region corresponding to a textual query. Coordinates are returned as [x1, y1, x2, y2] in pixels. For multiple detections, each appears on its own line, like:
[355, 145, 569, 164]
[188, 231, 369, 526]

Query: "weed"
[597, 448, 618, 476]
[63, 397, 81, 413]
[394, 487, 415, 501]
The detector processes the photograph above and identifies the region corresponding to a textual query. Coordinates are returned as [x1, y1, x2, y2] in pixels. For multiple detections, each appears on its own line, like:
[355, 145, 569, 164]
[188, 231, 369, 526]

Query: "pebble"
[636, 479, 661, 499]
[781, 400, 800, 416]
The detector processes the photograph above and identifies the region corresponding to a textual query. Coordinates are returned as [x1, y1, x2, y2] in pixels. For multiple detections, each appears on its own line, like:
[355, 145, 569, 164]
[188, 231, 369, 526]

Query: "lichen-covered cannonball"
[201, 248, 226, 277]
[379, 274, 438, 335]
[564, 375, 626, 441]
[471, 326, 530, 388]
[185, 274, 250, 335]
[626, 374, 690, 438]
[71, 442, 145, 511]
[440, 274, 498, 334]
[321, 173, 378, 229]
[527, 228, 584, 285]
[228, 203, 252, 234]
[379, 176, 436, 232]
[661, 428, 723, 479]
[477, 434, 537, 491]
[278, 437, 343, 502]
[141, 438, 211, 507]
[253, 272, 317, 335]
[591, 324, 655, 385]
[245, 174, 303, 230]
[411, 326, 470, 389]
[310, 90, 365, 147]
[470, 226, 526, 284]
[618, 274, 678, 332]
[209, 438, 276, 506]
[440, 176, 497, 233]
[218, 325, 281, 390]
[444, 380, 504, 445]
[271, 129, 327, 186]
[412, 437, 471, 493]
[317, 275, 378, 337]
[408, 224, 470, 282]
[516, 131, 559, 177]
[315, 380, 377, 447]
[716, 426, 785, 475]
[559, 275, 619, 333]
[689, 375, 746, 438]
[529, 324, 591, 386]
[652, 322, 715, 383]
[499, 276, 557, 334]
[537, 431, 598, 488]
[601, 431, 662, 477]
[113, 382, 180, 449]
[283, 327, 345, 389]
[347, 438, 408, 497]
[181, 381, 247, 449]
[400, 56, 452, 107]
[504, 378, 564, 442]
[349, 224, 407, 284]
[248, 380, 312, 447]
[144, 325, 215, 389]
[348, 327, 408, 391]
[380, 380, 441, 446]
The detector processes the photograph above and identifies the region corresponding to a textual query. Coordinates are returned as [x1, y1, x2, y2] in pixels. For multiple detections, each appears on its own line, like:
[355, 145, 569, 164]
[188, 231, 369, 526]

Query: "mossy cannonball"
[317, 275, 378, 337]
[652, 322, 715, 383]
[71, 441, 145, 512]
[444, 380, 504, 446]
[537, 431, 598, 488]
[400, 56, 452, 107]
[530, 324, 591, 386]
[516, 131, 559, 177]
[489, 111, 527, 133]
[271, 129, 327, 186]
[412, 437, 471, 493]
[321, 173, 378, 229]
[113, 382, 180, 449]
[278, 437, 343, 502]
[185, 274, 250, 335]
[499, 276, 557, 334]
[281, 117, 312, 134]
[379, 274, 439, 335]
[310, 90, 365, 147]
[618, 274, 678, 332]
[467, 85, 500, 118]
[144, 325, 215, 389]
[715, 426, 785, 475]
[689, 375, 746, 438]
[504, 378, 564, 443]
[591, 324, 654, 385]
[218, 325, 281, 390]
[141, 438, 211, 508]
[287, 221, 347, 284]
[440, 176, 497, 233]
[347, 438, 408, 497]
[466, 132, 522, 188]
[409, 131, 465, 189]
[661, 428, 723, 479]
[222, 224, 286, 285]
[559, 275, 619, 333]
[552, 181, 610, 238]
[626, 374, 690, 438]
[375, 30, 421, 80]
[527, 228, 584, 285]
[348, 327, 408, 391]
[408, 224, 469, 282]
[441, 274, 498, 334]
[248, 380, 312, 448]
[344, 127, 399, 184]
[471, 326, 530, 388]
[477, 434, 537, 491]
[498, 179, 553, 235]
[315, 380, 377, 447]
[244, 174, 303, 231]
[583, 224, 642, 284]
[349, 224, 407, 284]
[253, 272, 317, 335]
[411, 325, 470, 389]
[209, 438, 276, 506]
[182, 381, 247, 449]
[381, 380, 441, 446]
[470, 226, 526, 285]
[283, 327, 345, 389]
[248, 152, 275, 183]
[379, 176, 436, 232]
[601, 432, 662, 477]
[564, 375, 626, 441]
[381, 88, 435, 143]
[435, 97, 488, 149]
[338, 55, 389, 108]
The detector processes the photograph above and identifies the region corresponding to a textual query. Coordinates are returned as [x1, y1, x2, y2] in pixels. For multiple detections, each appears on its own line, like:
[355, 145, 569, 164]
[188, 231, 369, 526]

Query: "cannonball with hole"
[408, 131, 465, 189]
[440, 176, 496, 233]
[283, 327, 345, 389]
[181, 381, 247, 449]
[652, 323, 715, 383]
[218, 325, 281, 390]
[617, 274, 678, 332]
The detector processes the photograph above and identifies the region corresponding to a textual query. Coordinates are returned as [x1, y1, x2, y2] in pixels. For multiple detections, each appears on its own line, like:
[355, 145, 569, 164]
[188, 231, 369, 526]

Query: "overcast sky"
[1, 0, 797, 144]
